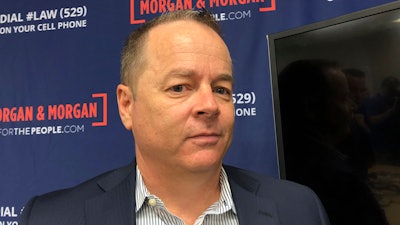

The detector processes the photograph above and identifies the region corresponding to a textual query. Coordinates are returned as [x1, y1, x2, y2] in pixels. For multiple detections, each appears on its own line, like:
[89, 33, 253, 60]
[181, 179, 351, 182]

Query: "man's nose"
[193, 87, 220, 118]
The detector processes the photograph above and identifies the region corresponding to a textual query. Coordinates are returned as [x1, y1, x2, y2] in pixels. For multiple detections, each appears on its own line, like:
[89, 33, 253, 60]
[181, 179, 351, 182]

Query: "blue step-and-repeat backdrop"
[0, 0, 396, 224]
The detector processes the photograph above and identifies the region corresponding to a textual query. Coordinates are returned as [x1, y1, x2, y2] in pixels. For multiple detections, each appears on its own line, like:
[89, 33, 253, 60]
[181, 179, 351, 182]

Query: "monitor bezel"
[267, 1, 400, 179]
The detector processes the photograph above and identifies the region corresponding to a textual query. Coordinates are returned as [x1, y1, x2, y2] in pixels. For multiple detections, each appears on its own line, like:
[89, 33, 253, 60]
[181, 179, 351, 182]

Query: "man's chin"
[186, 157, 223, 173]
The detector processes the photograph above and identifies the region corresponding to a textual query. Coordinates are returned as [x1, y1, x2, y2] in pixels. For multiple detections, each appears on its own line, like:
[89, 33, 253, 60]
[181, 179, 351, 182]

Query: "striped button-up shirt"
[136, 167, 239, 225]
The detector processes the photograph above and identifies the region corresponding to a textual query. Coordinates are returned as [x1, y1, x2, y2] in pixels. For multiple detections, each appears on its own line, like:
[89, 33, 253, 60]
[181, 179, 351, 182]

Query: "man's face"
[347, 76, 368, 105]
[118, 20, 234, 173]
[325, 70, 354, 141]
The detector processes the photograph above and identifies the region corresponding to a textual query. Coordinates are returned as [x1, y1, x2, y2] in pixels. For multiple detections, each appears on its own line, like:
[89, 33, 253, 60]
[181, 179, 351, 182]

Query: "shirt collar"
[135, 166, 149, 212]
[219, 167, 237, 214]
[135, 166, 237, 214]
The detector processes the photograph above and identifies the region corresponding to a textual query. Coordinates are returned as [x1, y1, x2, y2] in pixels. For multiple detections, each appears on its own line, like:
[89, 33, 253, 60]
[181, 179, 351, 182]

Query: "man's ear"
[116, 84, 134, 130]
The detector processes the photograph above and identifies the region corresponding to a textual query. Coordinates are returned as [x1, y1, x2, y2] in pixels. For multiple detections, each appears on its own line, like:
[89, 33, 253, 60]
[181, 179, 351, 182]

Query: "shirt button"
[148, 198, 157, 207]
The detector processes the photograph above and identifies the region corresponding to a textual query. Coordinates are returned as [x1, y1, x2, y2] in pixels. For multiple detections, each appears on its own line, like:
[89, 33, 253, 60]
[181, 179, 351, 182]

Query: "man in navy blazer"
[20, 9, 330, 225]
[20, 162, 329, 225]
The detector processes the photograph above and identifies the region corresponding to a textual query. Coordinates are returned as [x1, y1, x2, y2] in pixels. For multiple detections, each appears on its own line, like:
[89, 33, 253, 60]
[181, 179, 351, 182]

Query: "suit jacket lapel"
[85, 162, 136, 225]
[226, 166, 280, 225]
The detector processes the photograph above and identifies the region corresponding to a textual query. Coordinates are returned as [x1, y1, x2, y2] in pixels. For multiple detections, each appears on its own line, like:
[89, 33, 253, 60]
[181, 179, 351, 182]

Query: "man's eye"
[171, 85, 184, 92]
[214, 87, 230, 95]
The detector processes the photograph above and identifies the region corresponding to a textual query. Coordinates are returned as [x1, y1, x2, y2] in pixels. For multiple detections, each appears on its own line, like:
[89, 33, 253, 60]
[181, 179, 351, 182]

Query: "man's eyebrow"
[159, 69, 195, 85]
[165, 69, 195, 78]
[216, 74, 234, 83]
[213, 74, 234, 86]
[163, 69, 233, 83]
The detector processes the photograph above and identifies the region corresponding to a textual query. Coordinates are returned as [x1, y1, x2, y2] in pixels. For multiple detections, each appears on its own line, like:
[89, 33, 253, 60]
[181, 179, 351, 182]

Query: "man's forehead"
[145, 21, 231, 61]
[146, 20, 224, 48]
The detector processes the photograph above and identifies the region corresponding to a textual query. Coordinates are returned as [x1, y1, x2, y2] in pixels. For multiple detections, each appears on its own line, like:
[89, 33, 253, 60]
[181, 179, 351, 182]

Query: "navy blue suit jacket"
[19, 162, 330, 225]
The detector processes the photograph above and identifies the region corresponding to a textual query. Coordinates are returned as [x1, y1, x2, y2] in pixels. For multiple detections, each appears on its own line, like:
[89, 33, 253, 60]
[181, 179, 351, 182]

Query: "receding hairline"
[120, 10, 223, 93]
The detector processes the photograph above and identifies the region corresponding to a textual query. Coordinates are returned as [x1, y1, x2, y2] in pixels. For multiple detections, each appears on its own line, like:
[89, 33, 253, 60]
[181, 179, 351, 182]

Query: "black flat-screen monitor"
[268, 2, 400, 224]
